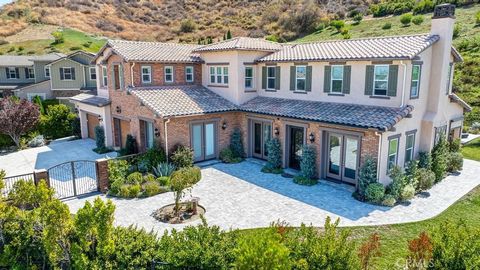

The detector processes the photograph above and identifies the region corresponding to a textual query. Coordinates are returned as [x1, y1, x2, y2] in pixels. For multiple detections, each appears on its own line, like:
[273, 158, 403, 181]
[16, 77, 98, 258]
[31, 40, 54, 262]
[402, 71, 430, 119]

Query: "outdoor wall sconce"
[309, 132, 315, 143]
[74, 107, 79, 114]
[116, 106, 121, 113]
[154, 128, 160, 137]
[97, 116, 103, 122]
[274, 127, 279, 136]
[222, 122, 227, 130]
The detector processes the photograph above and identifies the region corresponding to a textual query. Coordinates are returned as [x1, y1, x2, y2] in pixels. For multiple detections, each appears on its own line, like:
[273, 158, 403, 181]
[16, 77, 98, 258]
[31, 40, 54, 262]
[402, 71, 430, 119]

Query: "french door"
[251, 120, 272, 160]
[326, 133, 359, 184]
[191, 121, 217, 162]
[288, 126, 305, 170]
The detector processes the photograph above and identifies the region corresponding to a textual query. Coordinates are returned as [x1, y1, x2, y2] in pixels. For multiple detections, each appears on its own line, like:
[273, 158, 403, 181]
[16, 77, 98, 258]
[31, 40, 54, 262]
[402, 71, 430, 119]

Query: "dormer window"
[373, 65, 389, 96]
[165, 66, 174, 83]
[141, 66, 152, 84]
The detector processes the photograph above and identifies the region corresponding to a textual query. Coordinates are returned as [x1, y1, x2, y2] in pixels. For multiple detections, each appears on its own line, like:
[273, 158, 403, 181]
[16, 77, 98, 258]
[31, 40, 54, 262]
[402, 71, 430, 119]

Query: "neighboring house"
[72, 4, 470, 185]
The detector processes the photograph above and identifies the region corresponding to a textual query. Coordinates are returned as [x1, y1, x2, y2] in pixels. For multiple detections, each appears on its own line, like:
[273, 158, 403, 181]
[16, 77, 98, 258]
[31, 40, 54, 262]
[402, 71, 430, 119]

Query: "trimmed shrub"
[262, 138, 283, 173]
[357, 156, 378, 200]
[405, 160, 419, 187]
[108, 159, 129, 194]
[381, 194, 396, 207]
[171, 145, 194, 168]
[39, 104, 76, 139]
[71, 117, 81, 138]
[330, 20, 345, 32]
[293, 176, 317, 186]
[138, 146, 166, 172]
[400, 13, 413, 26]
[401, 184, 416, 202]
[432, 135, 448, 182]
[153, 162, 176, 177]
[453, 24, 460, 39]
[143, 173, 156, 182]
[418, 152, 432, 170]
[412, 15, 424, 25]
[230, 128, 245, 158]
[119, 184, 140, 198]
[447, 152, 463, 172]
[170, 166, 201, 213]
[126, 172, 143, 185]
[382, 22, 392, 30]
[386, 166, 406, 200]
[219, 148, 242, 163]
[142, 181, 162, 197]
[157, 176, 170, 186]
[476, 11, 480, 25]
[353, 13, 363, 24]
[365, 183, 385, 203]
[94, 125, 106, 149]
[299, 145, 316, 179]
[120, 135, 137, 156]
[449, 138, 461, 153]
[416, 168, 435, 192]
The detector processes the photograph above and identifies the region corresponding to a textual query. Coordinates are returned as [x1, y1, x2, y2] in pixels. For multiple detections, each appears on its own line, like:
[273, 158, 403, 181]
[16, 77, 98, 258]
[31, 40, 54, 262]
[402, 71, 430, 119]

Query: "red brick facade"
[132, 63, 202, 87]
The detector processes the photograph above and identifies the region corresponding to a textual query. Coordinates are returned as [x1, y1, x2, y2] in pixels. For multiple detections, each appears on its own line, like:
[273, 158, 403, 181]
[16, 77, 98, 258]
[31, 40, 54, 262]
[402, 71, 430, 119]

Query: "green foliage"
[220, 147, 243, 163]
[293, 175, 318, 186]
[381, 194, 397, 207]
[142, 181, 163, 197]
[8, 179, 53, 210]
[330, 20, 345, 32]
[405, 160, 419, 188]
[418, 152, 432, 170]
[71, 117, 81, 138]
[400, 13, 413, 26]
[39, 104, 76, 139]
[32, 95, 45, 114]
[120, 134, 137, 155]
[226, 29, 232, 39]
[401, 184, 416, 201]
[447, 151, 464, 172]
[126, 172, 143, 185]
[353, 13, 363, 24]
[476, 11, 480, 25]
[299, 144, 316, 180]
[357, 156, 378, 200]
[387, 165, 406, 200]
[412, 15, 424, 25]
[180, 18, 196, 33]
[170, 166, 201, 213]
[138, 145, 166, 172]
[52, 31, 64, 44]
[412, 0, 434, 15]
[0, 134, 14, 148]
[262, 138, 282, 173]
[153, 162, 176, 177]
[432, 134, 448, 182]
[160, 219, 237, 268]
[453, 24, 460, 39]
[370, 0, 414, 17]
[107, 159, 129, 194]
[234, 227, 291, 270]
[171, 145, 194, 168]
[157, 176, 171, 186]
[429, 221, 480, 269]
[449, 138, 461, 153]
[365, 183, 386, 203]
[230, 128, 245, 158]
[94, 125, 106, 149]
[382, 22, 392, 30]
[417, 168, 435, 192]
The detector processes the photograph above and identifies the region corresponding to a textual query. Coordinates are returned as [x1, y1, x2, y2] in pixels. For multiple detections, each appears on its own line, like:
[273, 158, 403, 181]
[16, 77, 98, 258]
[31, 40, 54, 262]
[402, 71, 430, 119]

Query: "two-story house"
[72, 4, 470, 185]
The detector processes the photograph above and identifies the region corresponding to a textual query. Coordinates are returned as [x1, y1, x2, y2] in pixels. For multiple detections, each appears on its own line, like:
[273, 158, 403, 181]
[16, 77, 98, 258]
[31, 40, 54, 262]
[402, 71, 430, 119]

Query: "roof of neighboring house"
[239, 96, 414, 131]
[0, 53, 65, 67]
[0, 83, 33, 90]
[30, 53, 65, 62]
[47, 51, 94, 66]
[13, 80, 50, 91]
[97, 40, 203, 63]
[130, 86, 238, 117]
[449, 93, 472, 112]
[451, 47, 463, 63]
[70, 93, 111, 107]
[193, 37, 284, 52]
[258, 34, 440, 62]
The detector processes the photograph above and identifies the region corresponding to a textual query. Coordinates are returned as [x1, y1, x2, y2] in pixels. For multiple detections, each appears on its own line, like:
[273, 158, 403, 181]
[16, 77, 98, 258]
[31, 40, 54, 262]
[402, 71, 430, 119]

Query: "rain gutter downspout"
[130, 62, 136, 88]
[164, 118, 171, 161]
[400, 60, 407, 107]
[375, 131, 383, 181]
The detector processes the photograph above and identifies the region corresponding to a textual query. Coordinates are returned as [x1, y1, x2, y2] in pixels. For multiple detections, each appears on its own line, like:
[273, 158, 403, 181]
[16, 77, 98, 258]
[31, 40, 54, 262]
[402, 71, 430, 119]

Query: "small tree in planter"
[171, 145, 194, 168]
[356, 156, 378, 200]
[293, 145, 317, 186]
[93, 125, 106, 153]
[230, 128, 245, 158]
[170, 166, 201, 215]
[432, 134, 448, 182]
[262, 138, 283, 174]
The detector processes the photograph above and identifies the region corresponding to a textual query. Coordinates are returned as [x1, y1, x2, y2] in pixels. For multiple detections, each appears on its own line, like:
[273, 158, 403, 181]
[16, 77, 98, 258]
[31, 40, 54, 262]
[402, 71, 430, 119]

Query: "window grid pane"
[267, 67, 276, 89]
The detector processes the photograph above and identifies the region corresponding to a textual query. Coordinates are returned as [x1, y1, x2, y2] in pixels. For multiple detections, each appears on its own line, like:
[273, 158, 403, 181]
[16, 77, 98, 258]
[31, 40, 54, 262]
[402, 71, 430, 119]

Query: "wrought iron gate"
[47, 160, 98, 199]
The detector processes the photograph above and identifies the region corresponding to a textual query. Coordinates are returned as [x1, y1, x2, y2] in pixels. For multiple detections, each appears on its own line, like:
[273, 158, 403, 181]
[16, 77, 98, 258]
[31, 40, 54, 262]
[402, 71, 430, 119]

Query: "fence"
[2, 173, 35, 196]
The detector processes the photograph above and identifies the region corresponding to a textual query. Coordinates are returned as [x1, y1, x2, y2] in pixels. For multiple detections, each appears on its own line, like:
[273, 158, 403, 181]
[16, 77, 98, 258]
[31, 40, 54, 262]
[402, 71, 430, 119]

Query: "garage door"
[87, 113, 100, 139]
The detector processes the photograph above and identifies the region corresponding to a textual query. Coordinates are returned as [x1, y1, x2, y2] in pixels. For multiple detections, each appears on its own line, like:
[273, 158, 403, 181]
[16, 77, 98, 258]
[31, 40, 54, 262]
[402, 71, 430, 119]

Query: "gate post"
[33, 169, 49, 186]
[96, 158, 109, 193]
[70, 161, 78, 196]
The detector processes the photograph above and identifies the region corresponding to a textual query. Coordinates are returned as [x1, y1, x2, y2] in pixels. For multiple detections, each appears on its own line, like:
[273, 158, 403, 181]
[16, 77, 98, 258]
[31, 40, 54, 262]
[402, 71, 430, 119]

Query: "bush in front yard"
[171, 145, 194, 168]
[416, 168, 435, 192]
[299, 144, 316, 180]
[432, 134, 448, 182]
[386, 166, 406, 200]
[293, 176, 318, 186]
[39, 104, 76, 139]
[126, 172, 143, 185]
[447, 152, 463, 172]
[400, 184, 416, 202]
[381, 194, 396, 207]
[449, 138, 461, 153]
[229, 128, 245, 158]
[365, 183, 385, 203]
[108, 159, 130, 194]
[94, 125, 106, 149]
[219, 148, 242, 163]
[418, 152, 432, 170]
[262, 138, 283, 173]
[405, 160, 419, 188]
[357, 156, 378, 200]
[137, 146, 166, 172]
[142, 181, 163, 197]
[71, 117, 81, 138]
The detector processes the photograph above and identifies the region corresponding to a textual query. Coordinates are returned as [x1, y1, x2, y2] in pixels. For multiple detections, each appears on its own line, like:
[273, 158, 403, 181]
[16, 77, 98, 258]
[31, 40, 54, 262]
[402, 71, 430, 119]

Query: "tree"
[94, 125, 106, 150]
[358, 233, 382, 270]
[357, 156, 377, 200]
[431, 134, 448, 182]
[39, 104, 76, 139]
[170, 167, 201, 215]
[230, 128, 244, 158]
[226, 29, 232, 39]
[407, 232, 432, 270]
[0, 97, 40, 147]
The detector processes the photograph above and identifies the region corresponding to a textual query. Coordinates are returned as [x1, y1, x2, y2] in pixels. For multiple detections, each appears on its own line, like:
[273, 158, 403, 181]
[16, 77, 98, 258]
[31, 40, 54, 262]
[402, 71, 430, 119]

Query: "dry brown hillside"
[0, 0, 371, 43]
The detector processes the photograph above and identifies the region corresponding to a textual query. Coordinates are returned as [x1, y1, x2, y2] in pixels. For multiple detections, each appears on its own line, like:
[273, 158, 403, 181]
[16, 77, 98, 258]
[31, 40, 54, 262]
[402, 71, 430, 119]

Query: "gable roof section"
[193, 37, 284, 53]
[97, 40, 203, 63]
[239, 96, 413, 131]
[70, 93, 111, 107]
[47, 51, 94, 66]
[258, 34, 440, 62]
[130, 86, 238, 117]
[449, 93, 472, 112]
[30, 53, 65, 62]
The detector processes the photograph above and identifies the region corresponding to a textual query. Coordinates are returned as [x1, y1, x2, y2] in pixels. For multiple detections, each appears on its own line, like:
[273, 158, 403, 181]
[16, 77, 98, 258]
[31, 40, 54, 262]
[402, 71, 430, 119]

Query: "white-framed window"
[331, 65, 344, 93]
[446, 63, 453, 94]
[209, 66, 229, 85]
[410, 65, 421, 98]
[295, 66, 307, 91]
[373, 65, 389, 96]
[102, 66, 108, 86]
[164, 66, 174, 83]
[141, 66, 152, 84]
[387, 136, 399, 171]
[60, 67, 75, 80]
[25, 67, 35, 79]
[44, 66, 50, 78]
[245, 66, 254, 89]
[6, 67, 19, 79]
[267, 66, 276, 90]
[27, 93, 46, 101]
[89, 67, 96, 80]
[185, 66, 194, 82]
[405, 133, 415, 164]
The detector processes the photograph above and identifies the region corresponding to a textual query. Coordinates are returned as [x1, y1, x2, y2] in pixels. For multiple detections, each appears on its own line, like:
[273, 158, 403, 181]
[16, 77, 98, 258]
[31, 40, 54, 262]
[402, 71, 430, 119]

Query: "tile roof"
[240, 96, 413, 131]
[70, 93, 111, 107]
[449, 93, 472, 112]
[106, 40, 203, 63]
[258, 34, 440, 62]
[193, 37, 284, 52]
[130, 86, 238, 117]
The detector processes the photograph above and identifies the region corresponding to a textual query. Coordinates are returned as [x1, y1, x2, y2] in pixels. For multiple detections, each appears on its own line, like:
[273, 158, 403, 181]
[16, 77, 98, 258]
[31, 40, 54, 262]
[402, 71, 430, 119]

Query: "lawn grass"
[462, 137, 480, 161]
[0, 28, 106, 55]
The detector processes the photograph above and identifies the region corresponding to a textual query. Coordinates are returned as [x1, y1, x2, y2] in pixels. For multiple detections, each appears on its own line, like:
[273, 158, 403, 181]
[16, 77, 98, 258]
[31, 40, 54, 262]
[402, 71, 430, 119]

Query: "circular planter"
[152, 202, 205, 224]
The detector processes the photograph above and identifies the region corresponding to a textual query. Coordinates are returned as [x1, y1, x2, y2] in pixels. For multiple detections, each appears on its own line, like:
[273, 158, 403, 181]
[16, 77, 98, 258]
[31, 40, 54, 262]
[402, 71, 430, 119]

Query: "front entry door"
[326, 133, 359, 184]
[252, 120, 272, 160]
[191, 121, 217, 162]
[86, 113, 100, 139]
[288, 126, 305, 170]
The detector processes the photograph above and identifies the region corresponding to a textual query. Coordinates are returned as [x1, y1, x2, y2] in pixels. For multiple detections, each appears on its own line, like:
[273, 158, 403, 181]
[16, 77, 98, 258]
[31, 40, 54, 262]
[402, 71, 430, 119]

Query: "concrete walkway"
[0, 139, 116, 177]
[65, 159, 480, 232]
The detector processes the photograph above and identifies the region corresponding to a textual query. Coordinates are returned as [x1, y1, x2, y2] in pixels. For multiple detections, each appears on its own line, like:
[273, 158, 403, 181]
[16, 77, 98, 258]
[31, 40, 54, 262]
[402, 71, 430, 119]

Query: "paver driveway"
[0, 139, 116, 177]
[65, 159, 480, 232]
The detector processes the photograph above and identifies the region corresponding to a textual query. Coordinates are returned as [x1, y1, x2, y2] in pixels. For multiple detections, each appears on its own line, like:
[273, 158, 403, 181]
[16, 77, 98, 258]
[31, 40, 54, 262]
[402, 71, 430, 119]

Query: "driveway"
[64, 159, 480, 232]
[0, 139, 116, 177]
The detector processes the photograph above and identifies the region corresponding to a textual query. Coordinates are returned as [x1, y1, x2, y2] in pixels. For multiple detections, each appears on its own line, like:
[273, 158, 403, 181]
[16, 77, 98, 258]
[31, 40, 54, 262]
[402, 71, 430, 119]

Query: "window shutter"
[119, 64, 124, 90]
[364, 65, 374, 95]
[60, 68, 64, 80]
[6, 68, 10, 79]
[15, 68, 19, 79]
[111, 65, 116, 90]
[343, 65, 351, 94]
[275, 66, 280, 90]
[261, 67, 267, 89]
[323, 66, 331, 93]
[306, 66, 312, 91]
[24, 68, 28, 79]
[71, 68, 76, 80]
[387, 65, 398, 97]
[289, 66, 295, 91]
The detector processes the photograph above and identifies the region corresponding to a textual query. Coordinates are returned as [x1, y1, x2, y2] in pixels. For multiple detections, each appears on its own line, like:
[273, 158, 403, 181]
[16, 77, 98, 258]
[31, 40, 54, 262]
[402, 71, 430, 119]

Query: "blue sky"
[0, 0, 12, 7]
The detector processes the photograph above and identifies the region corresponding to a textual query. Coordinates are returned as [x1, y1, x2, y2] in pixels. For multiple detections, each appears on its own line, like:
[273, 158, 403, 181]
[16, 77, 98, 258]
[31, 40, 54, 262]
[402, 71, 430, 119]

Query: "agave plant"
[153, 162, 176, 177]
